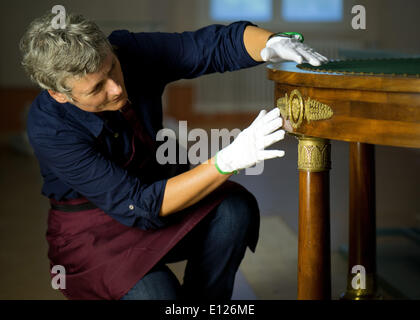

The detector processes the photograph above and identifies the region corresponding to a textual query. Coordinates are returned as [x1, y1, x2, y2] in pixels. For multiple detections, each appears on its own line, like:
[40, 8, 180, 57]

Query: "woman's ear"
[47, 89, 71, 104]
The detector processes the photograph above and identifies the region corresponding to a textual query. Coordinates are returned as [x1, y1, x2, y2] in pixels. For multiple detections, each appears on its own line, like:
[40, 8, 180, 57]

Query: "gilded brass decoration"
[305, 97, 334, 123]
[341, 273, 382, 300]
[297, 136, 331, 172]
[276, 89, 333, 129]
[277, 95, 288, 119]
[289, 90, 304, 129]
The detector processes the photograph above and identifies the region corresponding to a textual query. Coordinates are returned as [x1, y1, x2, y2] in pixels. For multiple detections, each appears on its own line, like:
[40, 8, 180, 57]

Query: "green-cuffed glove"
[261, 32, 328, 66]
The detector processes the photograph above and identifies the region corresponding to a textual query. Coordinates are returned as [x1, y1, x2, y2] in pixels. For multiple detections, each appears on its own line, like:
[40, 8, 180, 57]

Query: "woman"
[19, 11, 327, 300]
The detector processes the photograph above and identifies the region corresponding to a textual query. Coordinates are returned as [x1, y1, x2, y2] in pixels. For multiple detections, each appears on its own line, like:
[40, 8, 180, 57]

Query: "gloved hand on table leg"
[215, 107, 285, 174]
[261, 35, 328, 66]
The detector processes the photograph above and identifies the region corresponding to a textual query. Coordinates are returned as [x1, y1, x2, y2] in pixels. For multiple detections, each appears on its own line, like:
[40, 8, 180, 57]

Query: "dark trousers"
[121, 191, 259, 300]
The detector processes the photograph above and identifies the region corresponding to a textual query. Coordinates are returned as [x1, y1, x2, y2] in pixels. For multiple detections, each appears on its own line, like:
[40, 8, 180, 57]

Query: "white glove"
[215, 108, 285, 174]
[261, 36, 328, 66]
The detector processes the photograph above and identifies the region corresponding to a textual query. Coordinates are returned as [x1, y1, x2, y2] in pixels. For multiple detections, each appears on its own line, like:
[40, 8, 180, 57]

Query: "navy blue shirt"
[27, 21, 261, 230]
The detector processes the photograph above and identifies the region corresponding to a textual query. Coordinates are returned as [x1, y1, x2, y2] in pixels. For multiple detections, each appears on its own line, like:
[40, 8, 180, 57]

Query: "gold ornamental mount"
[277, 89, 333, 129]
[297, 136, 331, 172]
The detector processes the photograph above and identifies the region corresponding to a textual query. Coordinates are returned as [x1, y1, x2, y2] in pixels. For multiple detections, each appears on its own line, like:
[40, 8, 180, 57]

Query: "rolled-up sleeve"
[30, 131, 168, 230]
[108, 21, 262, 84]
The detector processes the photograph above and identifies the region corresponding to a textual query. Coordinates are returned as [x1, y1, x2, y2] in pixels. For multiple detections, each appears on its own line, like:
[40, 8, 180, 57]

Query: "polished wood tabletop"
[268, 61, 420, 148]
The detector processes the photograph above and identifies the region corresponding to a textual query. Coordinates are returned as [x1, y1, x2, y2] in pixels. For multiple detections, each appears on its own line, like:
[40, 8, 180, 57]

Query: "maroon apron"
[46, 103, 252, 300]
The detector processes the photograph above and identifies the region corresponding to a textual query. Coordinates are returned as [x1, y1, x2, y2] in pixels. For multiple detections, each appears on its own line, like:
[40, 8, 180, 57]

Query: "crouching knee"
[214, 190, 260, 249]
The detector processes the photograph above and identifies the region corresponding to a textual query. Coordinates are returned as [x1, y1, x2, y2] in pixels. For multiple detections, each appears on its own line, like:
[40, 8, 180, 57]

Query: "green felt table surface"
[298, 58, 420, 76]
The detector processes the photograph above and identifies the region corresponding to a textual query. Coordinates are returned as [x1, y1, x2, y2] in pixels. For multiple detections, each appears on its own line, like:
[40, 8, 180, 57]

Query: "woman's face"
[50, 51, 128, 112]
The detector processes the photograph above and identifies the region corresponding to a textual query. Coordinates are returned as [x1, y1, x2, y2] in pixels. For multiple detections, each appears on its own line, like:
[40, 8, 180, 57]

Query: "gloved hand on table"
[260, 33, 328, 66]
[215, 107, 285, 174]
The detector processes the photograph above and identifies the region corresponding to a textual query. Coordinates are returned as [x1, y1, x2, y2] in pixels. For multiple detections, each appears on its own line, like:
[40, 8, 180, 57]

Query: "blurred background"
[0, 0, 419, 300]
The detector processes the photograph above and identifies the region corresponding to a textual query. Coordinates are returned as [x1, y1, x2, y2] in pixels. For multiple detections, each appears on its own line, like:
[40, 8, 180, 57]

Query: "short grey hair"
[19, 11, 112, 95]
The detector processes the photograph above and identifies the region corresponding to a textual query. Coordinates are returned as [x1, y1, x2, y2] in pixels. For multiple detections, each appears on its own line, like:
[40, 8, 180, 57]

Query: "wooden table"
[267, 59, 420, 300]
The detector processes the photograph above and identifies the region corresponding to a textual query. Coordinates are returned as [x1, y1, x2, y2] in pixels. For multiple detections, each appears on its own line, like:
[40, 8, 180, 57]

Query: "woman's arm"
[157, 25, 272, 217]
[159, 157, 231, 217]
[159, 108, 285, 217]
[243, 26, 273, 62]
[243, 26, 328, 66]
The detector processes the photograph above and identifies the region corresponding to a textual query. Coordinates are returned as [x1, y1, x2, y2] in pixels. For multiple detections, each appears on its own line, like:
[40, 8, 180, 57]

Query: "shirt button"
[129, 204, 134, 210]
[114, 132, 119, 138]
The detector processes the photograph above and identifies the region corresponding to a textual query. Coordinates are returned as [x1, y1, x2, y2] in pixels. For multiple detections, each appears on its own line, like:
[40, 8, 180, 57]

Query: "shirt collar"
[44, 90, 104, 137]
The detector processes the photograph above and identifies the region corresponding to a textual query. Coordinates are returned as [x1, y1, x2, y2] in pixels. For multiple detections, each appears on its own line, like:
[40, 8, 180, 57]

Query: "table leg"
[297, 136, 331, 299]
[341, 142, 380, 299]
